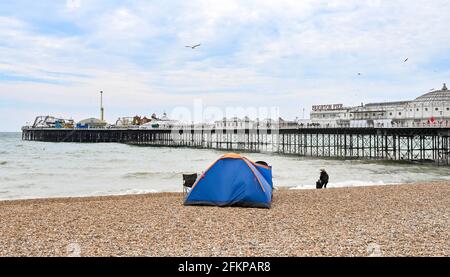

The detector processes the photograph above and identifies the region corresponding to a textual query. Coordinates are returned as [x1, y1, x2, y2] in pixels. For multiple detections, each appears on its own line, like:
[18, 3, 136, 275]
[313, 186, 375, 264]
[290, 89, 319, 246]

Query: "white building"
[310, 104, 352, 127]
[310, 83, 450, 127]
[139, 112, 180, 129]
[214, 117, 256, 129]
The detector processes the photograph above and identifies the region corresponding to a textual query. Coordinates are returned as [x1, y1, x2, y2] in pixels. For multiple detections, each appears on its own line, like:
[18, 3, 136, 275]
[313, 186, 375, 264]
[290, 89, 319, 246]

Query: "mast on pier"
[100, 91, 104, 121]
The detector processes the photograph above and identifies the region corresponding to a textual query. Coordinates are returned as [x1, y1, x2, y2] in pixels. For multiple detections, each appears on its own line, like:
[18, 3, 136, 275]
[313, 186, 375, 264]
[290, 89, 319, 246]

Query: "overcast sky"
[1, 0, 449, 131]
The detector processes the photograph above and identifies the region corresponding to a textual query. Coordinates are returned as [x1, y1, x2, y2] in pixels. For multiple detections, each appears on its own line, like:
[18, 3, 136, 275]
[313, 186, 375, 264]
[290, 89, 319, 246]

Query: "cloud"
[66, 0, 81, 10]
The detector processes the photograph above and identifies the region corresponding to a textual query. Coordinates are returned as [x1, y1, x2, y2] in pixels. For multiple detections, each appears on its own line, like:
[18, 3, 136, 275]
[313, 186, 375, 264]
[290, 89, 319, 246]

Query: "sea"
[0, 132, 449, 200]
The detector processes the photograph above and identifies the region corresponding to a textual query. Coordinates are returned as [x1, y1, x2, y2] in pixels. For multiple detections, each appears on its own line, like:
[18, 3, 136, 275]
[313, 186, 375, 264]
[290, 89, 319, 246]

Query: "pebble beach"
[0, 182, 448, 257]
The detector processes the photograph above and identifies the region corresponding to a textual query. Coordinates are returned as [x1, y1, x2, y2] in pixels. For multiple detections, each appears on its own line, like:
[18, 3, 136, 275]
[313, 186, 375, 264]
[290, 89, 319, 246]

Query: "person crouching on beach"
[316, 169, 329, 189]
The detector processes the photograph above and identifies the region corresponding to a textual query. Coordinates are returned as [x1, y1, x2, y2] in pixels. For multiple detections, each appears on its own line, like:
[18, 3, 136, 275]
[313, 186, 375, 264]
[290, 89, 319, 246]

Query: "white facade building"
[214, 117, 257, 129]
[213, 117, 297, 129]
[310, 83, 450, 127]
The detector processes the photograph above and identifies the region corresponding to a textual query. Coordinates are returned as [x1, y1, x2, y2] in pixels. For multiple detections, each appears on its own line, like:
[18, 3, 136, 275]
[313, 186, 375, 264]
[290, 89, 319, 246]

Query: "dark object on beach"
[316, 169, 329, 189]
[255, 161, 268, 166]
[182, 173, 197, 195]
[316, 180, 323, 189]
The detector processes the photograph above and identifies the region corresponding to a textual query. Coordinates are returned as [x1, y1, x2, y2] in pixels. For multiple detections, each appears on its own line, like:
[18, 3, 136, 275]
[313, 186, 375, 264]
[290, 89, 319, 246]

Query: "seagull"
[404, 58, 409, 62]
[429, 88, 435, 91]
[357, 73, 361, 76]
[185, 44, 201, 49]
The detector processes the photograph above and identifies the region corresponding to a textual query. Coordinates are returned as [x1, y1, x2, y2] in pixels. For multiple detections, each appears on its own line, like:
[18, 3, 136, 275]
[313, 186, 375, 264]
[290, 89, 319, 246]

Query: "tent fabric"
[184, 153, 273, 208]
[252, 162, 273, 189]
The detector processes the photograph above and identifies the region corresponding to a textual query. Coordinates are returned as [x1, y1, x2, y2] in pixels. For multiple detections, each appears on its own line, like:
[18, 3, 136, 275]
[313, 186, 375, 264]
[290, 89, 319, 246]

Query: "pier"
[22, 127, 450, 165]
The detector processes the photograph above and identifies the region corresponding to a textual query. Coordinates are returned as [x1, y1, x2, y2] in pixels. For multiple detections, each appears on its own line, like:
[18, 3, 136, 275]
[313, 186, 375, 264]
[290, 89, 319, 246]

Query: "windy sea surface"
[0, 132, 449, 200]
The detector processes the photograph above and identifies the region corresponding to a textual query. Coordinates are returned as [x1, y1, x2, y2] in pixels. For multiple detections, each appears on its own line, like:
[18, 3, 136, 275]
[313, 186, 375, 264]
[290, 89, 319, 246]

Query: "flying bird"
[357, 73, 361, 76]
[404, 58, 409, 62]
[185, 44, 201, 49]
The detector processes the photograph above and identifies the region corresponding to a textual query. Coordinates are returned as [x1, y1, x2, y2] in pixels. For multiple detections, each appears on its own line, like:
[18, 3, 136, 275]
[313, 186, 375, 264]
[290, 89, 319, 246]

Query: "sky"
[0, 0, 449, 131]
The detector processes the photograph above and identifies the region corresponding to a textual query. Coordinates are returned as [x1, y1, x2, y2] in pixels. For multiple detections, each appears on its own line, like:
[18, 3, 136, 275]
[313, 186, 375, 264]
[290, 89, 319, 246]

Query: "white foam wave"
[289, 180, 401, 190]
[120, 189, 159, 195]
[93, 189, 159, 196]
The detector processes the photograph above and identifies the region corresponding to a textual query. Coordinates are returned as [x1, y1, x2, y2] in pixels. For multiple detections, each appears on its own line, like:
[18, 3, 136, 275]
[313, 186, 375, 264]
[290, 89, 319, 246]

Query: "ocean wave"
[289, 180, 401, 190]
[93, 188, 159, 196]
[190, 157, 211, 162]
[109, 158, 127, 163]
[16, 183, 36, 189]
[0, 176, 16, 182]
[123, 171, 183, 179]
[0, 161, 7, 165]
[118, 189, 158, 195]
[123, 172, 160, 179]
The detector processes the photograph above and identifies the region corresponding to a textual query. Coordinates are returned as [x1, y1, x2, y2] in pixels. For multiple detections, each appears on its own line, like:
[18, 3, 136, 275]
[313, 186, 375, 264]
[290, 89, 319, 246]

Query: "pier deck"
[22, 127, 450, 165]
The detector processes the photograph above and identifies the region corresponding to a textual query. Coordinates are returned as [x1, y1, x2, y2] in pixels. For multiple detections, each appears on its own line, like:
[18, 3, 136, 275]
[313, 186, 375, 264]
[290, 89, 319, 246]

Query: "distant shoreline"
[1, 182, 448, 257]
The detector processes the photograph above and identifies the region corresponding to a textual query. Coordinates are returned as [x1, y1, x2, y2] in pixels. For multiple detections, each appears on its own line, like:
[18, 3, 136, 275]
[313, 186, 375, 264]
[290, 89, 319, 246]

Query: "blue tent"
[184, 153, 273, 208]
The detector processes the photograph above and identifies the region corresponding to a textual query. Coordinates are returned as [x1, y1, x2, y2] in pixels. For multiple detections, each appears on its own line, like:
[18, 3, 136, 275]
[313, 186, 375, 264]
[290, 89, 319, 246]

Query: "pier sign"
[312, 104, 344, 111]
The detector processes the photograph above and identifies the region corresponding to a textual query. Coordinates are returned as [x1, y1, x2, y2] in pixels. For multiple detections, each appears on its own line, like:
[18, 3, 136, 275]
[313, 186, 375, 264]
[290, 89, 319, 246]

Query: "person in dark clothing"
[316, 169, 329, 189]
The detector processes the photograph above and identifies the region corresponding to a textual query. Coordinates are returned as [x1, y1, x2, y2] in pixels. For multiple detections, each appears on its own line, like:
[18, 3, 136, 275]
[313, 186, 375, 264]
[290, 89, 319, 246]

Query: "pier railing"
[22, 127, 450, 165]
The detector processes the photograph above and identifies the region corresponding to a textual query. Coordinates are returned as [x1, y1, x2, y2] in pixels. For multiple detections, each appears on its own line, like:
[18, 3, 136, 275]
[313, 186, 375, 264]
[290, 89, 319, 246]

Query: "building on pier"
[213, 117, 298, 129]
[214, 117, 256, 129]
[76, 118, 108, 129]
[310, 83, 450, 127]
[139, 112, 181, 129]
